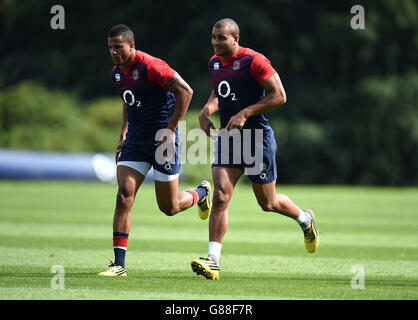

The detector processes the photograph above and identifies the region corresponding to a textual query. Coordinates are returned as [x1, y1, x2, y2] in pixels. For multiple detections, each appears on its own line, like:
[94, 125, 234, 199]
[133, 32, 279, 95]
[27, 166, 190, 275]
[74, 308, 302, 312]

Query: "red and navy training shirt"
[209, 46, 277, 131]
[110, 50, 176, 140]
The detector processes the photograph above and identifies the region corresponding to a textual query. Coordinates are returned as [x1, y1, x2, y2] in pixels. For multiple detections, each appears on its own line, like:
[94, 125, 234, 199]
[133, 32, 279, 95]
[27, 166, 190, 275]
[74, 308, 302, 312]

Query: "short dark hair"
[108, 24, 135, 43]
[213, 18, 240, 37]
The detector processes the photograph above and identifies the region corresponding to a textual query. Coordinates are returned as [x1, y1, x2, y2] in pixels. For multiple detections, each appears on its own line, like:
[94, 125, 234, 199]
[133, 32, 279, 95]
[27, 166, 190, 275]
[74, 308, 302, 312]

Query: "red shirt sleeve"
[250, 53, 277, 84]
[147, 58, 176, 88]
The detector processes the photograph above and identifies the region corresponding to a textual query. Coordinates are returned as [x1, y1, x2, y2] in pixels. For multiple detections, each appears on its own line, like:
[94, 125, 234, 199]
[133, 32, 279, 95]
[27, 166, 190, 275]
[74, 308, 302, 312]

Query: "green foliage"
[0, 81, 120, 152]
[271, 73, 418, 185]
[86, 97, 122, 129]
[347, 74, 418, 185]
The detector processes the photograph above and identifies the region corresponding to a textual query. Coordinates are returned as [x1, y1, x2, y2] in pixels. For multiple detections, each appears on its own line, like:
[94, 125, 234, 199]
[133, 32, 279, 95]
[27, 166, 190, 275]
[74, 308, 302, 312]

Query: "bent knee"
[159, 204, 179, 216]
[259, 202, 276, 212]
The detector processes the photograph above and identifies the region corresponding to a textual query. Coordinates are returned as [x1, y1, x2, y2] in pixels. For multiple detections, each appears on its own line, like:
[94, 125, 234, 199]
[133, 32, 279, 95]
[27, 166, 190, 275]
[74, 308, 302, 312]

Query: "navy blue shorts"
[118, 130, 182, 178]
[212, 129, 277, 184]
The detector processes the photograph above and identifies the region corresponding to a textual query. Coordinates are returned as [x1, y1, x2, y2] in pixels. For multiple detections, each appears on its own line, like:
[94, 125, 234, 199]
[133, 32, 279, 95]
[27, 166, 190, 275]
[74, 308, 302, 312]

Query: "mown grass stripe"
[1, 247, 417, 278]
[1, 221, 417, 249]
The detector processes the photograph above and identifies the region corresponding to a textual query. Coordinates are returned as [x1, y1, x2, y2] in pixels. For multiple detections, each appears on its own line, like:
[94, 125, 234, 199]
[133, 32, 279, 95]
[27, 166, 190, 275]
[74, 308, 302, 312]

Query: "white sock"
[208, 241, 222, 265]
[294, 209, 311, 228]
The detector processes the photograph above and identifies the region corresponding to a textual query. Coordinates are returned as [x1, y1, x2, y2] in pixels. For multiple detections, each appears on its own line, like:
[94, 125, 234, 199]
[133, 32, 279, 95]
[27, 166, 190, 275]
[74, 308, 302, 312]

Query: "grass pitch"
[0, 180, 417, 300]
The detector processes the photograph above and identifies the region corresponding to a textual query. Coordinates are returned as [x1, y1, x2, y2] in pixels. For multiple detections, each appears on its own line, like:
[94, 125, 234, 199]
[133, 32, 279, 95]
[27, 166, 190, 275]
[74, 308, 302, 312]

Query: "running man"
[99, 24, 212, 276]
[191, 18, 319, 280]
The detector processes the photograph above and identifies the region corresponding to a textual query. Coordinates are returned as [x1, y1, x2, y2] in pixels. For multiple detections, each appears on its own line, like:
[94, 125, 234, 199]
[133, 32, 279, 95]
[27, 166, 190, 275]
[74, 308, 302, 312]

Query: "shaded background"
[0, 0, 417, 185]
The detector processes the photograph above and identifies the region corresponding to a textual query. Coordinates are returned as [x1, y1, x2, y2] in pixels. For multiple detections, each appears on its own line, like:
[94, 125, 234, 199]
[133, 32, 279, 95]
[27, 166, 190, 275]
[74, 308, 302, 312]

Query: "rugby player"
[99, 25, 211, 276]
[191, 19, 319, 280]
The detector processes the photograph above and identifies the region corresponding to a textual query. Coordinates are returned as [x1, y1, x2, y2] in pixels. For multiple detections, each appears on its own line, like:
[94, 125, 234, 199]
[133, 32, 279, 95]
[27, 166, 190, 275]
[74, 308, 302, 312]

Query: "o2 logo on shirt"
[218, 80, 237, 101]
[122, 90, 142, 108]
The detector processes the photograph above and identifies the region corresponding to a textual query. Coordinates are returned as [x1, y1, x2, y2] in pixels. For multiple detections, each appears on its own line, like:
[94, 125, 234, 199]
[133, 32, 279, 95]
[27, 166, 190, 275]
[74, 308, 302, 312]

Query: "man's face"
[211, 26, 239, 58]
[108, 36, 134, 66]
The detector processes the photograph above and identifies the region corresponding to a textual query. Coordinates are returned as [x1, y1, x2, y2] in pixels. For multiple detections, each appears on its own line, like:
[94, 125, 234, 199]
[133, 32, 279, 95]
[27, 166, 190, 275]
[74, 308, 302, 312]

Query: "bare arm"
[199, 90, 219, 137]
[154, 72, 193, 155]
[115, 103, 129, 163]
[164, 72, 193, 132]
[225, 73, 286, 131]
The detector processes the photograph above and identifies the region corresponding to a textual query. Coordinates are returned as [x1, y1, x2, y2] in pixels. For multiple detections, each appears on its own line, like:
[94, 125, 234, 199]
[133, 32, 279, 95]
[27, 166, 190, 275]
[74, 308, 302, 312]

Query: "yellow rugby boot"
[98, 260, 127, 277]
[197, 180, 212, 220]
[191, 256, 220, 280]
[302, 209, 320, 253]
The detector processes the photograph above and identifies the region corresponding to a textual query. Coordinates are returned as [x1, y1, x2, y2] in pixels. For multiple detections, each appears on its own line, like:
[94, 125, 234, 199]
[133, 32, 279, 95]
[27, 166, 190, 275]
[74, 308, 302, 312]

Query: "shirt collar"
[218, 46, 244, 66]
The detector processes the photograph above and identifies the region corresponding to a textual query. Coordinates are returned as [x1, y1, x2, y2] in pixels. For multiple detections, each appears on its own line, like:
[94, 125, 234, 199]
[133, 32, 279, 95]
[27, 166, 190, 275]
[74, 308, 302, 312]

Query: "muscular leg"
[252, 180, 319, 253]
[113, 165, 145, 234]
[209, 167, 243, 243]
[251, 180, 300, 218]
[106, 165, 145, 270]
[154, 178, 195, 216]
